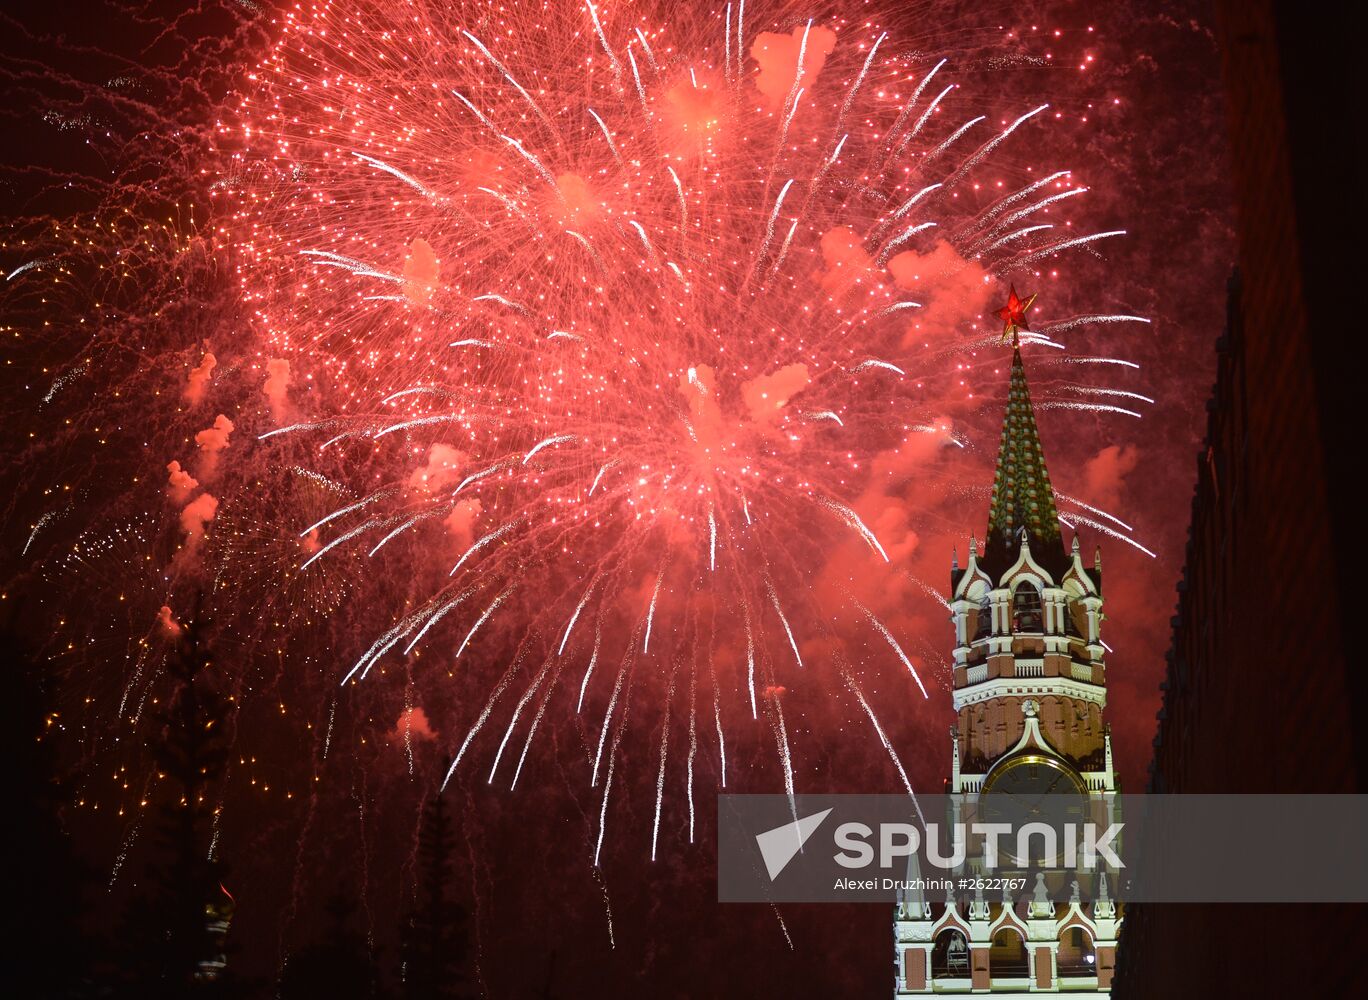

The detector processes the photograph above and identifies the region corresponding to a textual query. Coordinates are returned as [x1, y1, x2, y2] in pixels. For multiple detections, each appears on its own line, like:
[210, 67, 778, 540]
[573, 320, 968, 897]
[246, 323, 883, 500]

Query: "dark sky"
[1, 1, 1234, 995]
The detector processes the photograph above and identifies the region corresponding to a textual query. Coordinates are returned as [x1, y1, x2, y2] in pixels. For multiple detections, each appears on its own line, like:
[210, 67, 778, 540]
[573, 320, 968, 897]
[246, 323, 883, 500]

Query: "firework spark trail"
[819, 498, 890, 562]
[766, 579, 804, 670]
[964, 169, 1074, 238]
[460, 29, 558, 133]
[453, 459, 516, 497]
[594, 658, 638, 867]
[686, 665, 698, 842]
[843, 668, 925, 824]
[920, 114, 986, 169]
[710, 656, 727, 788]
[351, 153, 434, 198]
[559, 582, 597, 656]
[591, 866, 616, 949]
[584, 0, 623, 79]
[1037, 400, 1141, 419]
[897, 84, 955, 160]
[948, 104, 1049, 188]
[852, 359, 905, 376]
[593, 750, 616, 867]
[299, 490, 394, 539]
[650, 664, 676, 861]
[1038, 313, 1153, 335]
[1015, 230, 1127, 268]
[577, 621, 603, 713]
[450, 521, 519, 576]
[979, 223, 1053, 254]
[767, 687, 798, 823]
[878, 221, 939, 265]
[23, 507, 66, 556]
[752, 178, 796, 279]
[834, 31, 885, 136]
[744, 611, 758, 719]
[442, 650, 527, 790]
[854, 601, 929, 699]
[884, 58, 945, 153]
[1062, 385, 1156, 405]
[1049, 356, 1142, 370]
[771, 904, 794, 951]
[1054, 492, 1134, 532]
[456, 587, 515, 658]
[708, 507, 717, 571]
[489, 657, 553, 785]
[889, 182, 942, 222]
[592, 656, 630, 788]
[642, 569, 665, 655]
[403, 588, 475, 655]
[6, 258, 49, 281]
[367, 510, 442, 557]
[1062, 512, 1159, 559]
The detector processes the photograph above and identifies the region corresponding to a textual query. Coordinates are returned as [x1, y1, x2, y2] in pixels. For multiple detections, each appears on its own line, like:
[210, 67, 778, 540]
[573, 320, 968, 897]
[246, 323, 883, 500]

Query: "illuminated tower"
[894, 294, 1122, 996]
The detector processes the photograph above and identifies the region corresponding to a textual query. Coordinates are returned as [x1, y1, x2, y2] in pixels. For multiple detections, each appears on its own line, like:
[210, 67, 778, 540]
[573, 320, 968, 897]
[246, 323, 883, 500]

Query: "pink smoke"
[388, 706, 437, 745]
[403, 237, 440, 305]
[1083, 444, 1141, 510]
[157, 605, 181, 636]
[740, 364, 810, 423]
[185, 352, 216, 404]
[751, 24, 838, 112]
[409, 443, 467, 493]
[166, 460, 199, 502]
[445, 498, 483, 550]
[194, 414, 235, 477]
[179, 492, 219, 546]
[888, 240, 993, 344]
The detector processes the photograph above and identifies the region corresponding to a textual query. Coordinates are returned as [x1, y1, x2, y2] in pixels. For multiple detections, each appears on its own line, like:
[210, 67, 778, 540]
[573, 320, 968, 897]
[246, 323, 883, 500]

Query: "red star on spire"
[994, 285, 1038, 344]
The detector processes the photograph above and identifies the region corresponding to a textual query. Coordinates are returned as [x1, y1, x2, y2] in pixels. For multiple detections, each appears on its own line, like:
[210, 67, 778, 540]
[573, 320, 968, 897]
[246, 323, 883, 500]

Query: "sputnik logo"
[755, 808, 834, 881]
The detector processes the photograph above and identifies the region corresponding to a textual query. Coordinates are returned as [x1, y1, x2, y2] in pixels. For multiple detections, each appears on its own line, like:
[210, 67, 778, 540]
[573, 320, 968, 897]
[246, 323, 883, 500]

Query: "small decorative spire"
[1094, 546, 1103, 571]
[1071, 534, 1081, 556]
[952, 547, 959, 571]
[969, 881, 989, 920]
[1095, 872, 1116, 919]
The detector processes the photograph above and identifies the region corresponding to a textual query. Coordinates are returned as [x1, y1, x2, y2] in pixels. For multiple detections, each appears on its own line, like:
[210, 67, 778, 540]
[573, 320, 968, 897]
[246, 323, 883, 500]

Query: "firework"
[9, 0, 1153, 861]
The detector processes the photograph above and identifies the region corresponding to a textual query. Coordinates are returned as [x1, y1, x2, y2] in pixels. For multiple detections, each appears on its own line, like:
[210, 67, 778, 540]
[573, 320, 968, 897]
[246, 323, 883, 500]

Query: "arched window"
[975, 594, 993, 639]
[989, 928, 1028, 979]
[1012, 582, 1043, 633]
[1057, 926, 1097, 977]
[931, 929, 970, 980]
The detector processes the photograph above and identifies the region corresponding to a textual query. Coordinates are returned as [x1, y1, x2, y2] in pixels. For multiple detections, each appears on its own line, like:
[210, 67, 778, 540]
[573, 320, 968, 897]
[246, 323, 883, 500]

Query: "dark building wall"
[1114, 3, 1362, 996]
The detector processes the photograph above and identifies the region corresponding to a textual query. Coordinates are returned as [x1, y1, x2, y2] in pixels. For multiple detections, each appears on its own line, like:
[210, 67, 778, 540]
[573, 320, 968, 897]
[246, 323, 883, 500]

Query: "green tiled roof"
[986, 348, 1062, 550]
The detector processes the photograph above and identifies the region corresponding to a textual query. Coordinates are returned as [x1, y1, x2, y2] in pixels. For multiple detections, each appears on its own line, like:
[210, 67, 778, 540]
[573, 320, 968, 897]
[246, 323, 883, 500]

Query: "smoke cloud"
[185, 352, 216, 404]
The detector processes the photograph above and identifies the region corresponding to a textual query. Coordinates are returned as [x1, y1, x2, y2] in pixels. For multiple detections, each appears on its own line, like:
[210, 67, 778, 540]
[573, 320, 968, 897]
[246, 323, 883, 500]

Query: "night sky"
[2, 1, 1234, 995]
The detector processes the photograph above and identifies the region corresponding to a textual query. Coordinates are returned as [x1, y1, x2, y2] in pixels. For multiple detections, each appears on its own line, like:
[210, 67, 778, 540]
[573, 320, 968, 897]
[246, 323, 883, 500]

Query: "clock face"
[979, 753, 1087, 866]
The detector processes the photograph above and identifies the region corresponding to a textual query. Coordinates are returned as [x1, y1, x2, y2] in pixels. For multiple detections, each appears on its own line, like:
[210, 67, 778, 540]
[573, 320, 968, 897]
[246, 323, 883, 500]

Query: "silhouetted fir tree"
[399, 785, 471, 1000]
[116, 607, 235, 998]
[3, 622, 95, 997]
[279, 891, 386, 1000]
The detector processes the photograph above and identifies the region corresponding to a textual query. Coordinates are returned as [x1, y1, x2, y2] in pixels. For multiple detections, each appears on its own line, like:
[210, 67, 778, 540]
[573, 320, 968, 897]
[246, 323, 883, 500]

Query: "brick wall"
[1113, 2, 1362, 996]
